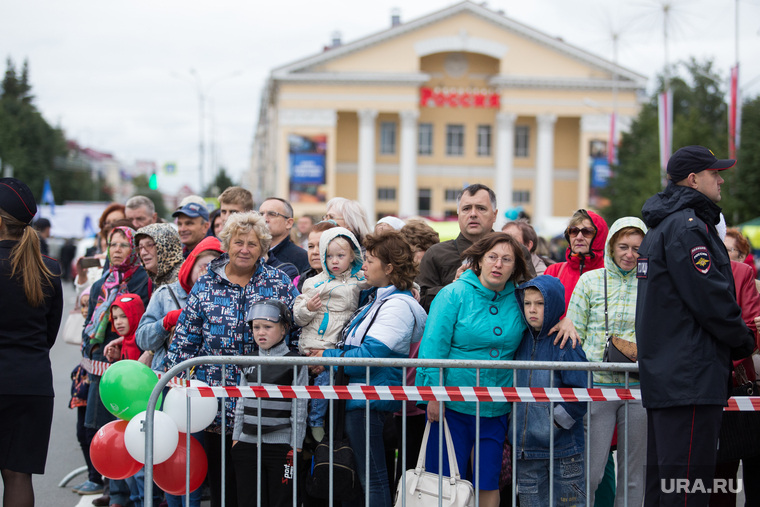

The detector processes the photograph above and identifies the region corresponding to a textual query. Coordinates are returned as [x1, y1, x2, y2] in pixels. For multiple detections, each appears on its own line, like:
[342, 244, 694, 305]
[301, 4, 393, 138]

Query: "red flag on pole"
[729, 64, 741, 159]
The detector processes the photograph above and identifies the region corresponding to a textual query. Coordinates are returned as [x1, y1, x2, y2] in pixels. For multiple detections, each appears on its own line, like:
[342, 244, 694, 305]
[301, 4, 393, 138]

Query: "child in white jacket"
[293, 227, 367, 440]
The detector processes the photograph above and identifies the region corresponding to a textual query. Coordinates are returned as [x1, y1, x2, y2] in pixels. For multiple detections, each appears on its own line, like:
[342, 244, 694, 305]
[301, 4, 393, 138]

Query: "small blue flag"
[41, 178, 55, 215]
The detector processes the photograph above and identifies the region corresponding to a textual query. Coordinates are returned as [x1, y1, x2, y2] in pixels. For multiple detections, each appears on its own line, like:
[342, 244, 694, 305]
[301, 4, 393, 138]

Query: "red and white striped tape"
[179, 385, 640, 403]
[174, 384, 760, 410]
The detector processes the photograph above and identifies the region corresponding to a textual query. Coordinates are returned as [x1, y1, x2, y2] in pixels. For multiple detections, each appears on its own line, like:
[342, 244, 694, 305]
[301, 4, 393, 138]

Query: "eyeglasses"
[137, 242, 156, 252]
[108, 242, 131, 250]
[484, 254, 514, 265]
[262, 210, 291, 220]
[567, 227, 595, 238]
[726, 247, 739, 254]
[322, 213, 344, 222]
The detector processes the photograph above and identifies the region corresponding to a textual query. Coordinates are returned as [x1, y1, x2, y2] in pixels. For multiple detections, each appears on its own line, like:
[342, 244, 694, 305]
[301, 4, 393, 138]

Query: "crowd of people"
[0, 143, 758, 507]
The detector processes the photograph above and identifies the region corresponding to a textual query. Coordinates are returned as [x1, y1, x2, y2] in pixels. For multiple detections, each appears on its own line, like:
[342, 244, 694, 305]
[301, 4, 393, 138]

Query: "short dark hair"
[33, 218, 51, 231]
[503, 220, 539, 253]
[263, 197, 293, 218]
[363, 230, 418, 291]
[461, 232, 530, 285]
[457, 184, 496, 212]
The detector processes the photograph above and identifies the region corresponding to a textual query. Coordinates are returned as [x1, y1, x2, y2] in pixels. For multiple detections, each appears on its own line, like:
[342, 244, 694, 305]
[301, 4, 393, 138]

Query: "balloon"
[162, 379, 218, 433]
[90, 420, 142, 480]
[100, 359, 162, 421]
[154, 433, 208, 495]
[124, 410, 179, 464]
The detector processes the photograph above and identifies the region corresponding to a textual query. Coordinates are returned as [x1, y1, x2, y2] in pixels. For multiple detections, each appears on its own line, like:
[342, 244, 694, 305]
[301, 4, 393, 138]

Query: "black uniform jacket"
[635, 183, 755, 408]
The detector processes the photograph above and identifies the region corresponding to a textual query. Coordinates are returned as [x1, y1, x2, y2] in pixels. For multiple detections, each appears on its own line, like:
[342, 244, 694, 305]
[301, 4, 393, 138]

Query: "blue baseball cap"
[172, 202, 209, 221]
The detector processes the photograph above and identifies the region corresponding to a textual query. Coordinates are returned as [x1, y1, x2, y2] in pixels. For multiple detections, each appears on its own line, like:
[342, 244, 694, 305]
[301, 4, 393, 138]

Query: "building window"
[515, 125, 530, 157]
[513, 190, 531, 204]
[377, 187, 396, 201]
[418, 188, 432, 216]
[418, 123, 433, 155]
[444, 189, 459, 202]
[380, 122, 397, 155]
[477, 125, 492, 156]
[446, 125, 464, 156]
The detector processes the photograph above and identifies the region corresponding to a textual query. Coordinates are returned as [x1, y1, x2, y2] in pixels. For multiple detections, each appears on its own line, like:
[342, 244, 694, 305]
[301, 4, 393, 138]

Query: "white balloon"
[124, 410, 179, 464]
[162, 379, 218, 433]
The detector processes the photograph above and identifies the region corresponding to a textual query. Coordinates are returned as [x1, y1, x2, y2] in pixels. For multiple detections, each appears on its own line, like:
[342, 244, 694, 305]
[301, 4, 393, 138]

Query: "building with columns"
[251, 1, 646, 233]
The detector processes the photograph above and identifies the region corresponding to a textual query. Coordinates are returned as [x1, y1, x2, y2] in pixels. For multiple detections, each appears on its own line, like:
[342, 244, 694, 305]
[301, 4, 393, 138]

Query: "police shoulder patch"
[636, 257, 648, 279]
[691, 246, 711, 274]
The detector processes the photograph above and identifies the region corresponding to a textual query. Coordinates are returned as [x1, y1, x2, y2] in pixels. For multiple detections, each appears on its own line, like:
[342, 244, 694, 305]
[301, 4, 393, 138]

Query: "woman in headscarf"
[134, 223, 184, 289]
[81, 225, 151, 507]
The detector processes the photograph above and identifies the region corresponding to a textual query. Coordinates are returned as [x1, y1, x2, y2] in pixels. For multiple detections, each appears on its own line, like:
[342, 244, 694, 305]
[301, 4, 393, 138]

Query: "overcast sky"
[3, 0, 759, 195]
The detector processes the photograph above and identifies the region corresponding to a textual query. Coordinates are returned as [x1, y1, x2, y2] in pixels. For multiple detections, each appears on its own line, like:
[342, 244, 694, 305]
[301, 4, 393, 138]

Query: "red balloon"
[90, 420, 142, 480]
[153, 433, 208, 495]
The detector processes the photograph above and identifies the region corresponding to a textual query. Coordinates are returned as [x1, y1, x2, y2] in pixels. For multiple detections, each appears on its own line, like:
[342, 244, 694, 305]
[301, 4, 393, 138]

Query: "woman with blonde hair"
[0, 178, 63, 505]
[324, 197, 371, 244]
[165, 211, 299, 507]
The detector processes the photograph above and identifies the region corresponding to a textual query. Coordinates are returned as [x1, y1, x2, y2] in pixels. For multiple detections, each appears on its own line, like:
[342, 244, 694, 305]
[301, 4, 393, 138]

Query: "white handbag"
[61, 311, 85, 345]
[395, 418, 475, 507]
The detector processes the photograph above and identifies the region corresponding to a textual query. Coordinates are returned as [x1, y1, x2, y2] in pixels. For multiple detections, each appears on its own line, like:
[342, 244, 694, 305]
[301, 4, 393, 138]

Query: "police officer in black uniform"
[636, 146, 755, 506]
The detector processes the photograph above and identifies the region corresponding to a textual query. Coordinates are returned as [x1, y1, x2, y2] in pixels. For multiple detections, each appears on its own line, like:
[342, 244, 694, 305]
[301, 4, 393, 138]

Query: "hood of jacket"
[110, 292, 145, 336]
[562, 210, 609, 270]
[604, 216, 648, 275]
[178, 236, 225, 293]
[135, 223, 184, 287]
[641, 182, 722, 231]
[515, 275, 565, 340]
[319, 226, 364, 278]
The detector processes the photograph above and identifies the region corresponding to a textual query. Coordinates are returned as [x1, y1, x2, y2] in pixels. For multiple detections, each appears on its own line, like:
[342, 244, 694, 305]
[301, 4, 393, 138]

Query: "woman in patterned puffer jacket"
[164, 211, 299, 507]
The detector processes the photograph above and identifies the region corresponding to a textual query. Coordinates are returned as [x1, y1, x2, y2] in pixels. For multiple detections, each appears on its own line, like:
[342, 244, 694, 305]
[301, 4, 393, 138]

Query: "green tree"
[0, 58, 65, 200]
[204, 167, 236, 198]
[728, 95, 760, 224]
[602, 59, 730, 223]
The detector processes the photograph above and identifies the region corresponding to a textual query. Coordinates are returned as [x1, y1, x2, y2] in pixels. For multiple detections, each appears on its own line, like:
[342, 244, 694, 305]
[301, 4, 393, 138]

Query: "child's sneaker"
[75, 480, 105, 495]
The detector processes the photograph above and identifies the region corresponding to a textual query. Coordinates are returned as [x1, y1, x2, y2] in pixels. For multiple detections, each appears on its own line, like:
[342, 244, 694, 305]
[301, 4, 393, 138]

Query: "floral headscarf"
[84, 226, 142, 348]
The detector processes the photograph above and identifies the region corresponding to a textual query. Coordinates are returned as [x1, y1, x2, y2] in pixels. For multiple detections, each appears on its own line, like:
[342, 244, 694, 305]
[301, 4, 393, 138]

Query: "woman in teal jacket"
[417, 232, 531, 507]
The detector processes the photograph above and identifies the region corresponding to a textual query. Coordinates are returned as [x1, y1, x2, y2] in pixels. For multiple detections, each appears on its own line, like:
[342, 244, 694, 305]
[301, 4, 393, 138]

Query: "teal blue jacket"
[416, 269, 526, 417]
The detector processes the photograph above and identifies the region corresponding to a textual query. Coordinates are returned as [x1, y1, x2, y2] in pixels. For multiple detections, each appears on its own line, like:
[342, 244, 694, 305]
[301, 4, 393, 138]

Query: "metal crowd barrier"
[143, 356, 641, 507]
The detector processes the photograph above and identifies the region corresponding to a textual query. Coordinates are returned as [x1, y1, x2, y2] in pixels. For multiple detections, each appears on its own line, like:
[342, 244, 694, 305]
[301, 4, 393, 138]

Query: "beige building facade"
[251, 1, 646, 233]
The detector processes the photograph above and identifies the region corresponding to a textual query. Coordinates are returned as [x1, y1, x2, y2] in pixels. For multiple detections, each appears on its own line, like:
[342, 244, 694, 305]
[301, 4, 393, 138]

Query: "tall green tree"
[602, 59, 730, 223]
[728, 95, 760, 224]
[204, 167, 236, 198]
[0, 58, 65, 201]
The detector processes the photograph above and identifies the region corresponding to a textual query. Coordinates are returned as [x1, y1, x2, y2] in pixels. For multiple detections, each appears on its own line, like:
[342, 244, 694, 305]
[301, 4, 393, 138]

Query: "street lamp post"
[174, 69, 243, 194]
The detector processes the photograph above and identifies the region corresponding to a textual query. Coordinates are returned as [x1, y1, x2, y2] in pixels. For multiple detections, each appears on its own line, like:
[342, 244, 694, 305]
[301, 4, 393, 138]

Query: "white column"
[494, 112, 517, 230]
[357, 109, 378, 222]
[535, 114, 557, 232]
[398, 110, 419, 217]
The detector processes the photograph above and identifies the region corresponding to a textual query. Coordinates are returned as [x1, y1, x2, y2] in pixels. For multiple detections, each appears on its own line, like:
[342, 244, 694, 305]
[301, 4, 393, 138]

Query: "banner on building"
[589, 140, 611, 209]
[289, 134, 327, 203]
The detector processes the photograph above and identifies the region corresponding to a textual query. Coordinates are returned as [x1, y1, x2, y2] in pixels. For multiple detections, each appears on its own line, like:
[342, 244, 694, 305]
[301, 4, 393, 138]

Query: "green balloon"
[100, 360, 162, 421]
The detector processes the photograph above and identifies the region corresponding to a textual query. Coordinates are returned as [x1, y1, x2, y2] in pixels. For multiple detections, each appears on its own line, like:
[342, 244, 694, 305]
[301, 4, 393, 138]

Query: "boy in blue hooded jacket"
[511, 275, 588, 507]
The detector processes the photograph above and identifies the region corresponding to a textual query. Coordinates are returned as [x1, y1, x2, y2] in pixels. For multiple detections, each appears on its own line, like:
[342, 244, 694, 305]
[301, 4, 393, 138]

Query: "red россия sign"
[419, 87, 500, 108]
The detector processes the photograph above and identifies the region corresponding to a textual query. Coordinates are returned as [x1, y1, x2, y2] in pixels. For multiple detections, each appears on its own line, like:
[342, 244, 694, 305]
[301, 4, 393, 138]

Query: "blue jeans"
[165, 488, 203, 507]
[516, 454, 586, 507]
[125, 468, 163, 507]
[343, 409, 391, 507]
[308, 370, 329, 428]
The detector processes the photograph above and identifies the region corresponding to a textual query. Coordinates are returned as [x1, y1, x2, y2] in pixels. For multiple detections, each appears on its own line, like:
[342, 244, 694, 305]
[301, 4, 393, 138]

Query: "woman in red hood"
[544, 209, 609, 313]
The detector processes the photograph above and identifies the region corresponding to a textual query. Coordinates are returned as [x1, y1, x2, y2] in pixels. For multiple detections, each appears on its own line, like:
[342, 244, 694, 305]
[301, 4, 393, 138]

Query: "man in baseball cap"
[172, 202, 210, 257]
[636, 146, 753, 504]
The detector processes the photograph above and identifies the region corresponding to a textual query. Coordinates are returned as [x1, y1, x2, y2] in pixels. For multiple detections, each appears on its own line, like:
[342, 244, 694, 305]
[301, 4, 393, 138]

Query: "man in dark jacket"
[636, 145, 755, 506]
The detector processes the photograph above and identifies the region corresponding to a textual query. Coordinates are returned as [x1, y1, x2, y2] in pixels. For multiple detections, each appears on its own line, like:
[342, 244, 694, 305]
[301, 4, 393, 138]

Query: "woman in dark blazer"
[0, 178, 63, 504]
